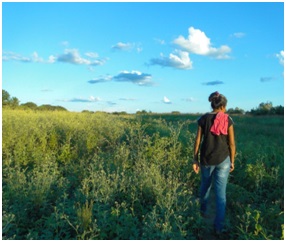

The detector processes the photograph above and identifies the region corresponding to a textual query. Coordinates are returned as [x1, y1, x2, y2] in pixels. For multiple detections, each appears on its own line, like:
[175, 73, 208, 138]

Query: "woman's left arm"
[193, 125, 202, 174]
[228, 125, 236, 172]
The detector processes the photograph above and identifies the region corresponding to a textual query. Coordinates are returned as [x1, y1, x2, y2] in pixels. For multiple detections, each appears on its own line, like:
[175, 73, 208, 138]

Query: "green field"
[2, 109, 284, 239]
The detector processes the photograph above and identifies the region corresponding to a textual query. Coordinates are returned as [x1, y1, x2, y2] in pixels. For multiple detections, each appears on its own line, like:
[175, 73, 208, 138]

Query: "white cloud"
[111, 42, 134, 51]
[32, 52, 58, 64]
[113, 70, 154, 86]
[85, 52, 99, 58]
[173, 26, 231, 59]
[232, 32, 246, 38]
[89, 96, 102, 102]
[183, 97, 195, 102]
[111, 42, 143, 53]
[64, 96, 102, 103]
[163, 96, 172, 104]
[150, 50, 193, 69]
[88, 71, 155, 86]
[48, 55, 56, 63]
[88, 76, 113, 84]
[32, 52, 44, 63]
[154, 38, 165, 45]
[2, 51, 32, 62]
[57, 49, 104, 66]
[276, 50, 284, 65]
[3, 51, 52, 63]
[119, 98, 136, 101]
[137, 47, 143, 53]
[3, 48, 106, 67]
[61, 41, 69, 47]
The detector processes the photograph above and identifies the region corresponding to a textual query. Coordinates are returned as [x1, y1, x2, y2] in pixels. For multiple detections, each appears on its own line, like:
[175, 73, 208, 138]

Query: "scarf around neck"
[210, 112, 229, 135]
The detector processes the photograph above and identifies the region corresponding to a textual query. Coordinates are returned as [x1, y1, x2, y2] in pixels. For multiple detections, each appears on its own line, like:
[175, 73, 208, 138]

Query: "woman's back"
[198, 113, 233, 166]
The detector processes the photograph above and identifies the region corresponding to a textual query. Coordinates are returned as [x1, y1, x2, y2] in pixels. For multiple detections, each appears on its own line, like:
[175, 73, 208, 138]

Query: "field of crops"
[2, 109, 284, 239]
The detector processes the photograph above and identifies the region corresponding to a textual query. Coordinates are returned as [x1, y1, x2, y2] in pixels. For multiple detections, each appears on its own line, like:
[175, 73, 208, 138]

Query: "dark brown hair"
[208, 91, 227, 110]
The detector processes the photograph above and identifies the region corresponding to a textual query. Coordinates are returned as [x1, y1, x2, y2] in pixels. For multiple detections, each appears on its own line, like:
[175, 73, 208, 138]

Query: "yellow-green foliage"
[2, 110, 284, 239]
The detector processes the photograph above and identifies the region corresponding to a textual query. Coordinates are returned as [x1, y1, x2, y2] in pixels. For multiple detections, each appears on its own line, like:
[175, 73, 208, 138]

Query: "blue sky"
[2, 2, 284, 113]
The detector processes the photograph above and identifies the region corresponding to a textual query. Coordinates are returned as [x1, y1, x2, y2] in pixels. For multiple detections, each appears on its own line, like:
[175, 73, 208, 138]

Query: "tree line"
[248, 102, 284, 115]
[2, 90, 67, 111]
[227, 103, 284, 115]
[2, 89, 284, 115]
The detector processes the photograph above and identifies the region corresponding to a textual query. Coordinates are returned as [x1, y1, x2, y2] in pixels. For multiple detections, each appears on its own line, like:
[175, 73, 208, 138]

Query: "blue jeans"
[200, 156, 230, 232]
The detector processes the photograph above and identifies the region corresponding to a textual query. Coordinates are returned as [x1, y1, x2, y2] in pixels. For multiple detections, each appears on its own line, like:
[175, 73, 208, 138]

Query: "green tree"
[259, 102, 273, 111]
[250, 101, 283, 115]
[38, 104, 67, 111]
[2, 90, 20, 108]
[273, 105, 284, 115]
[82, 110, 93, 113]
[136, 110, 148, 115]
[20, 102, 38, 110]
[171, 111, 181, 115]
[227, 107, 245, 115]
[2, 90, 11, 106]
[10, 97, 20, 108]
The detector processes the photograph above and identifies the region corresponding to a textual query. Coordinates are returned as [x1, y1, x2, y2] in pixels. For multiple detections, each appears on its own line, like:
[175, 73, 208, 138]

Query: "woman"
[193, 91, 236, 235]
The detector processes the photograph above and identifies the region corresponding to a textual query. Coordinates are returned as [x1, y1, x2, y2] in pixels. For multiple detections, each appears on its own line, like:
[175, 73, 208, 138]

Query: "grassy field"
[2, 109, 284, 239]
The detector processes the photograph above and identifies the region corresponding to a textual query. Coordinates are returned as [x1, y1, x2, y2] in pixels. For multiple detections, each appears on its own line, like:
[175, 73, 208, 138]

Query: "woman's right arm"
[228, 125, 236, 172]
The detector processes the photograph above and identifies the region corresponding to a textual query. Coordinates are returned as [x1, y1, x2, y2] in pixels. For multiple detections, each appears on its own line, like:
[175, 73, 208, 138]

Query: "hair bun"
[208, 91, 220, 102]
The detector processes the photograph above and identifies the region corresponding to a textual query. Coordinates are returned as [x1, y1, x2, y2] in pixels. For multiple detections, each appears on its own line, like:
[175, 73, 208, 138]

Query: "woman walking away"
[193, 91, 236, 236]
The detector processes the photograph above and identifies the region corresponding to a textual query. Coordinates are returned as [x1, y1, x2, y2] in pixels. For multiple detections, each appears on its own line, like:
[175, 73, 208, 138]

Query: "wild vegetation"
[2, 108, 284, 240]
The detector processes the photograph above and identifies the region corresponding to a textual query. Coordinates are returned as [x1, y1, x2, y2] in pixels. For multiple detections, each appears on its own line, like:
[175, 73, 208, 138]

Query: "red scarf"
[210, 112, 229, 135]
